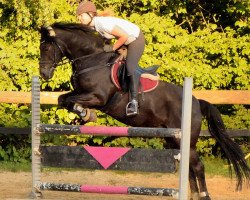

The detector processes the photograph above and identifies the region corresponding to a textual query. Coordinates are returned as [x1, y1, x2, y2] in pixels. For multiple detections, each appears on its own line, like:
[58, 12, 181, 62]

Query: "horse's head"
[39, 26, 66, 80]
[39, 23, 105, 80]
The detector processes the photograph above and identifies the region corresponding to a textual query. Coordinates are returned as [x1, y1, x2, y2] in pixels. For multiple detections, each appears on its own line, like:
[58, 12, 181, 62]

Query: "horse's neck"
[74, 52, 118, 69]
[61, 33, 103, 60]
[59, 30, 118, 70]
[67, 47, 99, 61]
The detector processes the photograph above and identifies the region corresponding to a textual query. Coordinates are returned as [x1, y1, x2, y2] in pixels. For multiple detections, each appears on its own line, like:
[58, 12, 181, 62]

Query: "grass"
[203, 157, 250, 179]
[202, 157, 232, 177]
[0, 161, 31, 172]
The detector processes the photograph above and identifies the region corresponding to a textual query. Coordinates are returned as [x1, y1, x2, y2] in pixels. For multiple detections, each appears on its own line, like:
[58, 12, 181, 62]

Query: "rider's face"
[78, 13, 92, 25]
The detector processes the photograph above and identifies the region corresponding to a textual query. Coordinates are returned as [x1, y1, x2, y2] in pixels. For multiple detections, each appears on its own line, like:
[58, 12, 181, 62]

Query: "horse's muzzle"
[39, 64, 55, 80]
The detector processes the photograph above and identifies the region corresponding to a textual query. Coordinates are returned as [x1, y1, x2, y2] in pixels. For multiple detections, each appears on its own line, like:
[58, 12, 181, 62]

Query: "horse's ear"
[39, 25, 56, 37]
[47, 26, 56, 37]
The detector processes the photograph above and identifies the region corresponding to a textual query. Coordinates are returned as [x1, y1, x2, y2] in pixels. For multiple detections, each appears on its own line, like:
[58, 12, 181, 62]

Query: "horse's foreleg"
[57, 91, 96, 123]
[190, 149, 211, 200]
[58, 92, 103, 122]
[72, 103, 97, 122]
[60, 92, 106, 107]
[58, 91, 78, 108]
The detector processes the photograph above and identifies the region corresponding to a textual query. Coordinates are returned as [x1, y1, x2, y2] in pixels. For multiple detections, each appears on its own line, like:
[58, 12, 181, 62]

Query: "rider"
[76, 1, 145, 116]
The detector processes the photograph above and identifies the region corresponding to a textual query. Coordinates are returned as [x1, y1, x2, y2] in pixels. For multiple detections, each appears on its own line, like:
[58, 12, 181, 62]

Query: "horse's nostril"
[40, 71, 47, 80]
[40, 71, 45, 78]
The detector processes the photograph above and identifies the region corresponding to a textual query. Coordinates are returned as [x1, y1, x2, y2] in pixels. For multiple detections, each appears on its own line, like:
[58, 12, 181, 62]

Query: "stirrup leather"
[126, 99, 139, 116]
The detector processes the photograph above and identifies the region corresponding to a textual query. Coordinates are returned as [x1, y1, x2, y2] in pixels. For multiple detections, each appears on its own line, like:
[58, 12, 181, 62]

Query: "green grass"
[202, 157, 250, 178]
[202, 157, 231, 177]
[0, 161, 31, 172]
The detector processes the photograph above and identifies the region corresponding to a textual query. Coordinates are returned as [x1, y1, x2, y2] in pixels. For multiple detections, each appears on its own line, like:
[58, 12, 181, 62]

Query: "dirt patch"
[0, 170, 249, 200]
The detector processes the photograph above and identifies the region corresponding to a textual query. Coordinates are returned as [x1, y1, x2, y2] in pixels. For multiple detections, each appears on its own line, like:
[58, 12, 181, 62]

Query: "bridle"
[39, 38, 118, 78]
[39, 40, 70, 71]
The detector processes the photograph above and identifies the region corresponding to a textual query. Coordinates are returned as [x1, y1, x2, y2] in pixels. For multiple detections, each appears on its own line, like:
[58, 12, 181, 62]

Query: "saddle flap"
[136, 65, 159, 76]
[111, 61, 159, 93]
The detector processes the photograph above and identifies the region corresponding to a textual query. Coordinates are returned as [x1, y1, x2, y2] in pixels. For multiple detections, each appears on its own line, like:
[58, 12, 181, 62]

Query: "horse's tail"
[199, 99, 250, 190]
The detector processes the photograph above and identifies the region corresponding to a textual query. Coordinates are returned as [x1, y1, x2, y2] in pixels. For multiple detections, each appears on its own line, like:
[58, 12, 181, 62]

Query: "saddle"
[111, 60, 159, 93]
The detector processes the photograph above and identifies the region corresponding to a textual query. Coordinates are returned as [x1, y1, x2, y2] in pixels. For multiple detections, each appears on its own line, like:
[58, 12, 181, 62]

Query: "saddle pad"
[111, 61, 159, 93]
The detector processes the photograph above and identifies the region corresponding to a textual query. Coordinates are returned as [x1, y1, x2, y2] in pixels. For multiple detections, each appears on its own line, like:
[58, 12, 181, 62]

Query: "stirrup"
[126, 99, 139, 116]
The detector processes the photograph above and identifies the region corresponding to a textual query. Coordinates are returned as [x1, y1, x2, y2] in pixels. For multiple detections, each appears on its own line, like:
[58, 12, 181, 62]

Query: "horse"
[39, 22, 250, 200]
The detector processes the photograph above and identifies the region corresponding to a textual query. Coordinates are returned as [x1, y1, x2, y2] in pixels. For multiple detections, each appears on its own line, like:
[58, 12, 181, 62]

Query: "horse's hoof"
[82, 109, 97, 122]
[88, 109, 97, 122]
[199, 192, 211, 200]
[200, 196, 211, 200]
[190, 193, 199, 200]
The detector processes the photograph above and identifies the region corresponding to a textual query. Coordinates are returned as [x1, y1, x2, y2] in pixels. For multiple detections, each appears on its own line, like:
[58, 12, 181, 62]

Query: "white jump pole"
[178, 77, 193, 200]
[30, 76, 42, 198]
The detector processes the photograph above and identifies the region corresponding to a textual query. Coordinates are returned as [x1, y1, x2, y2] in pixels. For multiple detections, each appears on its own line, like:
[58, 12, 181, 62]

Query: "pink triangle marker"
[84, 146, 131, 169]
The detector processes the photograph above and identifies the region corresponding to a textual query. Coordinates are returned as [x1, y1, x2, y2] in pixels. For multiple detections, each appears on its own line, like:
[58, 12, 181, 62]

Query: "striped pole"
[30, 76, 42, 198]
[37, 124, 181, 138]
[39, 182, 178, 197]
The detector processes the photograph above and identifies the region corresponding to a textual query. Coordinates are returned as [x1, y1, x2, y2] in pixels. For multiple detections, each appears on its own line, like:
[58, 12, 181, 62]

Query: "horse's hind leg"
[189, 166, 199, 200]
[190, 148, 211, 200]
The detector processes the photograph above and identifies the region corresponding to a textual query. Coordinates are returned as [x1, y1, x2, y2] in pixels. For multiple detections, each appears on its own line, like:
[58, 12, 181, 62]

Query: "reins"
[74, 59, 117, 77]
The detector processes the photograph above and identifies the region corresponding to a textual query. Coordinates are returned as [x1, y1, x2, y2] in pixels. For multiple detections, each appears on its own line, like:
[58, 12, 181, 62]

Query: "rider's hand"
[103, 44, 114, 52]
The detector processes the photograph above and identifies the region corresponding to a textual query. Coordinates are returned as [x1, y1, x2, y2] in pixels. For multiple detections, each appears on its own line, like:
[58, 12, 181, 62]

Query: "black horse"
[39, 23, 250, 200]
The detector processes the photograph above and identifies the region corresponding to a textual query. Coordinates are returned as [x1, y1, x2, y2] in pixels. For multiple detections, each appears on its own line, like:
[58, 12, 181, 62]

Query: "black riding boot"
[126, 74, 139, 116]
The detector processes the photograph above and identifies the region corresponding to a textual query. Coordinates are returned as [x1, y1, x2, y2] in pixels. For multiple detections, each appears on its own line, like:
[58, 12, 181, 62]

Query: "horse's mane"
[50, 22, 116, 66]
[40, 22, 116, 66]
[52, 22, 96, 33]
[50, 22, 106, 47]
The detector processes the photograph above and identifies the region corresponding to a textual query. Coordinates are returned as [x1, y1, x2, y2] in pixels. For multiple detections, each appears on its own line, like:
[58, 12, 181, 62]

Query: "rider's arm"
[110, 25, 129, 51]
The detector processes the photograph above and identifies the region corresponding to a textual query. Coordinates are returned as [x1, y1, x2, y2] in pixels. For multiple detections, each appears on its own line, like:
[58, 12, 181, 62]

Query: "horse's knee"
[58, 94, 73, 107]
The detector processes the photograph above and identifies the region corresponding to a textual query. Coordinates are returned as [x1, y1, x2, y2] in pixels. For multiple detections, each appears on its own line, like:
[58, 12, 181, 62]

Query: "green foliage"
[0, 104, 30, 127]
[221, 105, 250, 129]
[98, 0, 250, 34]
[0, 0, 249, 160]
[104, 137, 164, 149]
[0, 102, 31, 162]
[0, 135, 31, 162]
[129, 13, 249, 89]
[196, 138, 217, 158]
